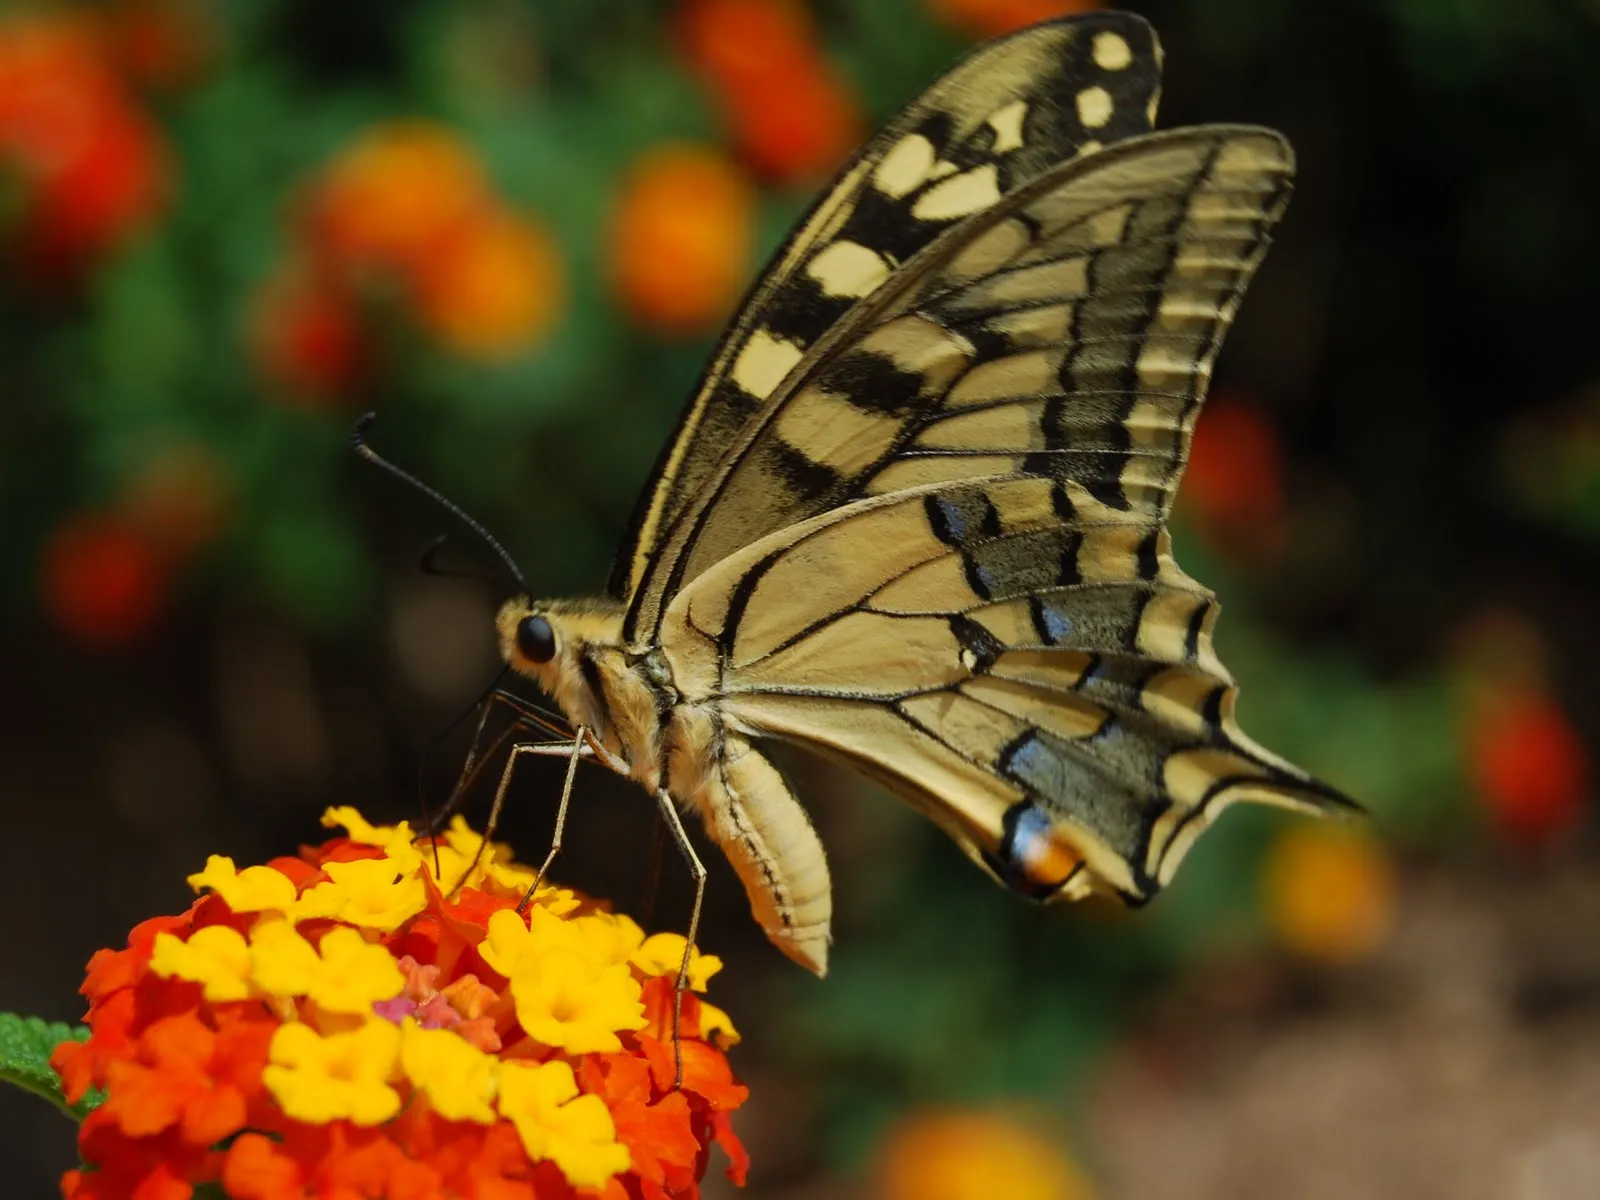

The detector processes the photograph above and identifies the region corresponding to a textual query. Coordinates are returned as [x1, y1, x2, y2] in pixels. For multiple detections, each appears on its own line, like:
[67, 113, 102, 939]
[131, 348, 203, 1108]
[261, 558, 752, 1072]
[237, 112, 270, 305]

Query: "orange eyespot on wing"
[989, 800, 1085, 898]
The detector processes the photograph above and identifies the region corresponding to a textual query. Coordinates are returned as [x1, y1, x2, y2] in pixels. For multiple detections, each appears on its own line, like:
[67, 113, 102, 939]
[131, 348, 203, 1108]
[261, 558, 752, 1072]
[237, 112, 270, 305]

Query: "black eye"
[516, 615, 556, 664]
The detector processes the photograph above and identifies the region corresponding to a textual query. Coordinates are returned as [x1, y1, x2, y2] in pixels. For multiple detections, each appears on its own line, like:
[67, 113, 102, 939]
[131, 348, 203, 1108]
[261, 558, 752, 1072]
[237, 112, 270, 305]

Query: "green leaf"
[0, 1012, 99, 1121]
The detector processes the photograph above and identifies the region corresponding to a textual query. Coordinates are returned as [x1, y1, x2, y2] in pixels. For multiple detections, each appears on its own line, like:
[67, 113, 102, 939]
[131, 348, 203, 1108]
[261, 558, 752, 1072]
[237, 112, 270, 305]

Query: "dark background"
[2, 1, 1596, 1196]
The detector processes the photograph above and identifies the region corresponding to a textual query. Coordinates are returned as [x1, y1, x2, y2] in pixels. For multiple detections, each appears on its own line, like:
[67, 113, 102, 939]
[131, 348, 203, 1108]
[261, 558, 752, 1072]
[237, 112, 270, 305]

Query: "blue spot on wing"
[1005, 732, 1068, 796]
[1040, 599, 1074, 643]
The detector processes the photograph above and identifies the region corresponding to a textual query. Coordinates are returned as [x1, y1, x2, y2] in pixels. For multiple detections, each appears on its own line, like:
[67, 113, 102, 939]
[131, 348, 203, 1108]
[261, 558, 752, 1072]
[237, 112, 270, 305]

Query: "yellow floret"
[399, 1021, 498, 1123]
[480, 905, 647, 980]
[479, 860, 583, 914]
[429, 818, 579, 910]
[292, 856, 426, 932]
[250, 921, 405, 1014]
[439, 814, 517, 869]
[479, 906, 560, 976]
[322, 806, 404, 845]
[262, 1019, 402, 1126]
[148, 926, 255, 1002]
[698, 1000, 741, 1048]
[509, 948, 646, 1054]
[632, 932, 722, 991]
[573, 911, 646, 967]
[186, 856, 297, 915]
[497, 1059, 630, 1188]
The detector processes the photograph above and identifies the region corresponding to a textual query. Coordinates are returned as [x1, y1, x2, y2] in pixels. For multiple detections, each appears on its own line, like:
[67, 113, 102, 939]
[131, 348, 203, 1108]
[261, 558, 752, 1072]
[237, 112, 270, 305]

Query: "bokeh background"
[2, 0, 1597, 1196]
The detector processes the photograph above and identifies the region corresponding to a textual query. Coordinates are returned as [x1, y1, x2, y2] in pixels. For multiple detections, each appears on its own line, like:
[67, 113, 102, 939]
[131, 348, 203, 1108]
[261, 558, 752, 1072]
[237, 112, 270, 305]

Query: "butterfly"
[484, 11, 1356, 976]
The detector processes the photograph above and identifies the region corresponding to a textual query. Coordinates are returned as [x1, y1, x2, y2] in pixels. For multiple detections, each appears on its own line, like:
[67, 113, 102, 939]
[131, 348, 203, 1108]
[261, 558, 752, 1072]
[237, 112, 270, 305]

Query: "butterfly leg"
[653, 787, 706, 1091]
[516, 726, 591, 911]
[421, 683, 572, 855]
[417, 688, 505, 874]
[425, 717, 522, 883]
[452, 734, 591, 896]
[486, 687, 573, 740]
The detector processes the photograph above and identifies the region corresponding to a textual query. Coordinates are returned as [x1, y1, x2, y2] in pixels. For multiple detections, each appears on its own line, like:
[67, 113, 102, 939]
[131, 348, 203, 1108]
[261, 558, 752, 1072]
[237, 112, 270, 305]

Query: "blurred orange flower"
[1180, 395, 1287, 557]
[926, 0, 1102, 39]
[39, 512, 168, 647]
[1261, 824, 1395, 964]
[610, 144, 754, 334]
[876, 1109, 1093, 1200]
[121, 443, 233, 563]
[1467, 689, 1590, 847]
[253, 121, 563, 389]
[302, 123, 494, 283]
[417, 208, 565, 359]
[676, 0, 860, 184]
[0, 12, 168, 278]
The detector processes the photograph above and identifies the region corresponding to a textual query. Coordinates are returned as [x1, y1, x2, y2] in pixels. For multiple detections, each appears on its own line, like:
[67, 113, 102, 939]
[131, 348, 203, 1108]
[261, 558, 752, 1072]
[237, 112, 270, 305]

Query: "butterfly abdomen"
[668, 706, 832, 975]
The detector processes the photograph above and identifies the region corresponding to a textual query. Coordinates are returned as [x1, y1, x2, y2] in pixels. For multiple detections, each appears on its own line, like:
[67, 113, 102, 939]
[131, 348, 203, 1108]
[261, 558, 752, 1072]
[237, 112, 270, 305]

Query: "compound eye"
[516, 615, 556, 664]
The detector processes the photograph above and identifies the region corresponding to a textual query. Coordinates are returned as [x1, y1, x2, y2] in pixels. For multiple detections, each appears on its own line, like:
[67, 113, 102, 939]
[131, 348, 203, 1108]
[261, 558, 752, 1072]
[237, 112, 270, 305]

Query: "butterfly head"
[495, 595, 626, 696]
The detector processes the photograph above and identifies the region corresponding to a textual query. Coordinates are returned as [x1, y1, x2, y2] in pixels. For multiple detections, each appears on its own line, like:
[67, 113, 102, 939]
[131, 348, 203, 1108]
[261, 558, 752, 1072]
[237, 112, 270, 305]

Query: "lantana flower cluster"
[51, 808, 749, 1200]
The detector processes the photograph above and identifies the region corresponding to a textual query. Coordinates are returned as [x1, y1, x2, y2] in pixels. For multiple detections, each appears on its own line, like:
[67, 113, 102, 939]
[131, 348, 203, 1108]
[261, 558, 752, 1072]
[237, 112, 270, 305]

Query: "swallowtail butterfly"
[489, 12, 1354, 975]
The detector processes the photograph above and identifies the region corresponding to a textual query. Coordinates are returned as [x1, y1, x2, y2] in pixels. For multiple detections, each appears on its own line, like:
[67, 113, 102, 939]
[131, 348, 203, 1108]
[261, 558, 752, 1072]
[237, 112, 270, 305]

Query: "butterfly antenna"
[352, 413, 527, 591]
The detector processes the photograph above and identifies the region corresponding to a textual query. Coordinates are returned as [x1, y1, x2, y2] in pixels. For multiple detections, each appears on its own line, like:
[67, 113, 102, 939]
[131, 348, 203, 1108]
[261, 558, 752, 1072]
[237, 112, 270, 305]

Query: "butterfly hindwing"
[613, 12, 1164, 625]
[661, 473, 1352, 904]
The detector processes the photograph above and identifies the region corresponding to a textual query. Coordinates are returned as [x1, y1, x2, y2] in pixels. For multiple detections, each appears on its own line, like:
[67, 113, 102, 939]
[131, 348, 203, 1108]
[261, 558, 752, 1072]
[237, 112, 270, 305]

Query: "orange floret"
[99, 1011, 271, 1146]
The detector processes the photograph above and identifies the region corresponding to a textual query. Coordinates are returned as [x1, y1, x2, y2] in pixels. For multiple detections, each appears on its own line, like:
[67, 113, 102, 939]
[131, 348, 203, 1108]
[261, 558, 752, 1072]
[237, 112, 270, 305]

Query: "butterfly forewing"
[613, 12, 1164, 627]
[634, 127, 1293, 638]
